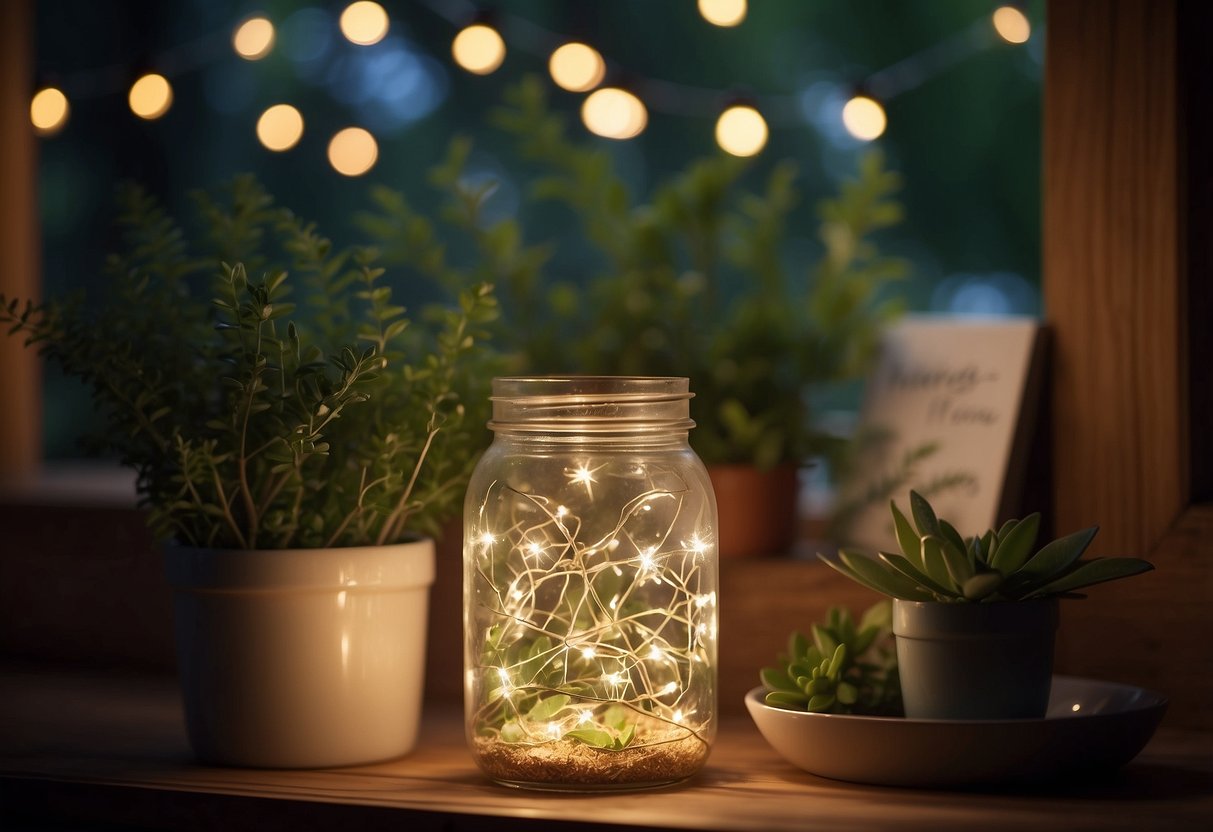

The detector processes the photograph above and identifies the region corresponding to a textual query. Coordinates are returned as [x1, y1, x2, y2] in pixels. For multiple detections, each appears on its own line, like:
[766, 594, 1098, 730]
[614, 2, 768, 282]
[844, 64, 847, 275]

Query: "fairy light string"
[30, 1, 1034, 150]
[469, 457, 717, 753]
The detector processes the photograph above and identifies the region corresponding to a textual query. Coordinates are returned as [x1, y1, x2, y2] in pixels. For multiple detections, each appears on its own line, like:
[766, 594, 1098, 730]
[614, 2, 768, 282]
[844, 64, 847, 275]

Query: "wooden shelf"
[2, 666, 1211, 831]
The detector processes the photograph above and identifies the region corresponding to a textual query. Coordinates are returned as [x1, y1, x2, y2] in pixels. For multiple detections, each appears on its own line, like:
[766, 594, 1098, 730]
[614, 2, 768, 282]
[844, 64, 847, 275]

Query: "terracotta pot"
[164, 539, 435, 768]
[706, 464, 798, 558]
[893, 598, 1058, 720]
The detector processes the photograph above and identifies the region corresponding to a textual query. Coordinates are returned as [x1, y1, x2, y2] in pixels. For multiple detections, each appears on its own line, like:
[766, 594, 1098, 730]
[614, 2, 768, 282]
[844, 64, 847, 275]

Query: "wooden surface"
[0, 0, 41, 481]
[2, 666, 1211, 832]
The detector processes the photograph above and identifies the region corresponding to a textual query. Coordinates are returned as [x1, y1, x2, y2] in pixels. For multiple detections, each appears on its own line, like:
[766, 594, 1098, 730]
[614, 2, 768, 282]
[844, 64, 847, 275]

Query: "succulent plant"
[819, 490, 1153, 603]
[760, 602, 901, 715]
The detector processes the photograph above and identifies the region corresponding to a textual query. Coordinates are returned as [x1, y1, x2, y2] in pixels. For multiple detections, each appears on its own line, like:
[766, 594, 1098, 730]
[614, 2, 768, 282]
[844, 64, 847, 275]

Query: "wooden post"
[0, 0, 41, 482]
[1044, 0, 1184, 555]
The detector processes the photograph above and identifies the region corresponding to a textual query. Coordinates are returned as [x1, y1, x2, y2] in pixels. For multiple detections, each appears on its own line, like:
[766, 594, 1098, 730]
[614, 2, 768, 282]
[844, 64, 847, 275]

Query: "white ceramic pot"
[164, 539, 435, 768]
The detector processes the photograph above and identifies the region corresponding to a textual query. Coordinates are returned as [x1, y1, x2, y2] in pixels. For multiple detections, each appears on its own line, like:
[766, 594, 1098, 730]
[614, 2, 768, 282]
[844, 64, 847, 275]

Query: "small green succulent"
[819, 490, 1154, 603]
[760, 602, 901, 715]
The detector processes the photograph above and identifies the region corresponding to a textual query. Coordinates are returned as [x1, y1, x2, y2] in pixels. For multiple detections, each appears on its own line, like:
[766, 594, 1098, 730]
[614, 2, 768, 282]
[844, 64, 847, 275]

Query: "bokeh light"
[256, 104, 304, 151]
[715, 105, 768, 157]
[841, 94, 886, 141]
[452, 23, 506, 75]
[340, 1, 389, 46]
[548, 42, 605, 92]
[328, 127, 378, 175]
[233, 16, 275, 60]
[30, 87, 69, 135]
[992, 6, 1031, 44]
[581, 87, 647, 140]
[128, 73, 173, 120]
[698, 0, 747, 27]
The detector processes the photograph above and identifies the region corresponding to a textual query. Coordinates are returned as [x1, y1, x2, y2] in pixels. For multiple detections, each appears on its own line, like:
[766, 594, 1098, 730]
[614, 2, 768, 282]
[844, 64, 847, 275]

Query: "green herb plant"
[363, 76, 908, 471]
[760, 601, 901, 715]
[819, 490, 1154, 602]
[2, 176, 499, 548]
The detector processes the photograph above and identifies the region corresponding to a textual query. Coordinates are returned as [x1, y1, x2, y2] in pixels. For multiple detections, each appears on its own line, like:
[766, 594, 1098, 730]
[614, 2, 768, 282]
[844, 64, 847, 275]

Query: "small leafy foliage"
[1, 176, 499, 548]
[361, 76, 908, 470]
[760, 601, 901, 715]
[818, 490, 1154, 602]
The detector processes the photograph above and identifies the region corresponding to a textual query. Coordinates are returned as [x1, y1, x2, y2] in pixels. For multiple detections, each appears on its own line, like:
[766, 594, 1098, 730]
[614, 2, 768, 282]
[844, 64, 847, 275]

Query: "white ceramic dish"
[745, 676, 1167, 788]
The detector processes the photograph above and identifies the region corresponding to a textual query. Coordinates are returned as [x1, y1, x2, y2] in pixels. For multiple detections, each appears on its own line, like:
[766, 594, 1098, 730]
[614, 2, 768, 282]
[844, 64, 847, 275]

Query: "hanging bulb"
[581, 87, 647, 140]
[129, 73, 173, 120]
[256, 104, 304, 152]
[452, 23, 506, 75]
[328, 127, 378, 176]
[30, 87, 70, 135]
[715, 104, 768, 157]
[340, 1, 389, 46]
[992, 5, 1031, 44]
[233, 16, 275, 60]
[548, 42, 605, 92]
[698, 0, 747, 28]
[841, 94, 886, 141]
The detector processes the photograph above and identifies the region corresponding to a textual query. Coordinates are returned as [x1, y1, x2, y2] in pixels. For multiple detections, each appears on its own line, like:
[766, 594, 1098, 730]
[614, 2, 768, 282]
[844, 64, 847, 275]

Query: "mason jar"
[463, 376, 719, 790]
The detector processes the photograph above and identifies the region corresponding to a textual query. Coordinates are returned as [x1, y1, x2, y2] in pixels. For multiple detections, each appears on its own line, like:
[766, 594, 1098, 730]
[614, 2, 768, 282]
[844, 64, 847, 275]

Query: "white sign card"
[836, 316, 1044, 553]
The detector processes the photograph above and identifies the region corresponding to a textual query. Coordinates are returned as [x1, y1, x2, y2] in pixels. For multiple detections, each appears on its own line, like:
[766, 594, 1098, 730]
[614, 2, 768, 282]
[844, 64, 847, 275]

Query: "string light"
[548, 42, 605, 92]
[581, 87, 647, 140]
[327, 127, 378, 176]
[992, 6, 1031, 44]
[30, 87, 69, 135]
[451, 23, 506, 75]
[128, 73, 173, 120]
[698, 0, 747, 28]
[841, 94, 887, 141]
[715, 104, 768, 156]
[340, 1, 390, 46]
[232, 16, 275, 60]
[256, 104, 303, 152]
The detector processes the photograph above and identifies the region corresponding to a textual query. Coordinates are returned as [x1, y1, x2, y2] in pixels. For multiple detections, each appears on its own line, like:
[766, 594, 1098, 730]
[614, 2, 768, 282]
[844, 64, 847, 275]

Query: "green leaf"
[989, 513, 1041, 574]
[920, 535, 958, 593]
[836, 682, 859, 705]
[811, 623, 839, 657]
[822, 550, 936, 601]
[565, 728, 615, 748]
[807, 693, 837, 712]
[1012, 526, 1099, 589]
[909, 490, 941, 538]
[962, 571, 1004, 601]
[788, 631, 808, 660]
[891, 499, 923, 569]
[765, 690, 809, 709]
[876, 552, 951, 597]
[1024, 556, 1152, 598]
[761, 666, 798, 692]
[500, 721, 525, 743]
[527, 693, 571, 722]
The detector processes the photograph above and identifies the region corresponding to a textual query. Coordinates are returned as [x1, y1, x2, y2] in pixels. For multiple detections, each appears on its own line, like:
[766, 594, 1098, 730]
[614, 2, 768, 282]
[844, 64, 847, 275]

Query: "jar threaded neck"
[488, 376, 695, 435]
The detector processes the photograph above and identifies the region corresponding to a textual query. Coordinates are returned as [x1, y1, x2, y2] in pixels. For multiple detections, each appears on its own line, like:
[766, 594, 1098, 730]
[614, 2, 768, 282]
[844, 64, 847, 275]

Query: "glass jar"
[463, 377, 719, 791]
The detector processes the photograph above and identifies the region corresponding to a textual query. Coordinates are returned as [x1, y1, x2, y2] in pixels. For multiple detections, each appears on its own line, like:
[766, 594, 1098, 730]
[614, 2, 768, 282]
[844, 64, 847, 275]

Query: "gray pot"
[892, 598, 1058, 720]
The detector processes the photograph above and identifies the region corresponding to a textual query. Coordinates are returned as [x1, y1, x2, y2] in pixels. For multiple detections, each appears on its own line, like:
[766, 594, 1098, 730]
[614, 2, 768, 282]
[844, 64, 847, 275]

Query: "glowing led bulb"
[841, 95, 886, 141]
[648, 645, 665, 661]
[128, 73, 173, 120]
[581, 87, 647, 140]
[581, 646, 597, 660]
[548, 42, 605, 92]
[479, 531, 496, 547]
[327, 128, 378, 175]
[233, 16, 275, 60]
[578, 710, 593, 724]
[256, 104, 303, 151]
[340, 1, 389, 46]
[715, 104, 768, 157]
[30, 87, 69, 135]
[452, 23, 506, 75]
[992, 6, 1031, 44]
[698, 0, 747, 27]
